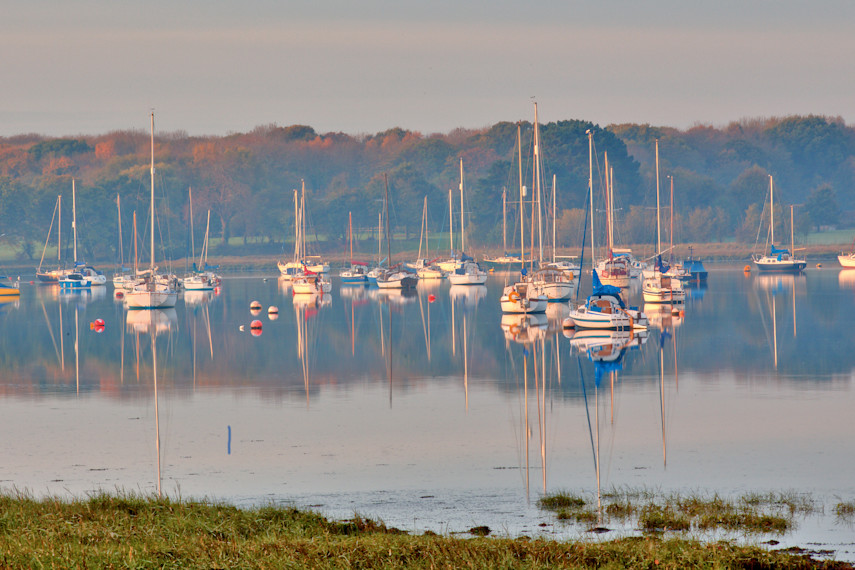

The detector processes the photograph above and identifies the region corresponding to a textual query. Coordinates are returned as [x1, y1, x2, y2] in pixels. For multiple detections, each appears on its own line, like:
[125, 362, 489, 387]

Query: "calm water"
[2, 264, 854, 559]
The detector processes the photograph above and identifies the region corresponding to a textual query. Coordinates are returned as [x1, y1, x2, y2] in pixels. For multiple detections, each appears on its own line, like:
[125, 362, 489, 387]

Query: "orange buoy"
[743, 265, 751, 273]
[816, 263, 822, 268]
[250, 319, 263, 336]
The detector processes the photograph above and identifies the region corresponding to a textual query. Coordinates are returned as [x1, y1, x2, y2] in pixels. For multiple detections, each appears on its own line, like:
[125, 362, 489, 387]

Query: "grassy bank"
[0, 492, 850, 568]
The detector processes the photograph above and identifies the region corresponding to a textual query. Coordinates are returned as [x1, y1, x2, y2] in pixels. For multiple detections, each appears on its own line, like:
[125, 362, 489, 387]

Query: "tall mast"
[149, 112, 155, 272]
[669, 175, 674, 264]
[202, 210, 211, 267]
[604, 152, 611, 253]
[502, 187, 507, 254]
[349, 211, 353, 263]
[534, 102, 543, 264]
[459, 158, 465, 253]
[133, 210, 138, 277]
[293, 188, 299, 261]
[448, 187, 453, 254]
[72, 178, 78, 264]
[189, 187, 195, 261]
[790, 204, 795, 254]
[552, 174, 557, 263]
[58, 194, 62, 263]
[117, 193, 124, 267]
[377, 211, 382, 263]
[301, 180, 306, 261]
[655, 138, 661, 255]
[769, 175, 775, 245]
[518, 122, 525, 264]
[587, 130, 595, 267]
[384, 174, 391, 265]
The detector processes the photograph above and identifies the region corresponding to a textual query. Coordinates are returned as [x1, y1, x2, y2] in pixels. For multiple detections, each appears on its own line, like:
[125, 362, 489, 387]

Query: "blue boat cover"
[589, 269, 625, 307]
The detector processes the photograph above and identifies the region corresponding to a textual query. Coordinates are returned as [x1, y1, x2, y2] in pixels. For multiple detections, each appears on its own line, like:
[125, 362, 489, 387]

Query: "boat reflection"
[184, 289, 216, 306]
[449, 284, 487, 308]
[370, 287, 417, 305]
[643, 304, 684, 330]
[753, 272, 804, 292]
[126, 308, 178, 335]
[125, 307, 177, 498]
[839, 269, 855, 288]
[501, 313, 547, 344]
[292, 291, 331, 310]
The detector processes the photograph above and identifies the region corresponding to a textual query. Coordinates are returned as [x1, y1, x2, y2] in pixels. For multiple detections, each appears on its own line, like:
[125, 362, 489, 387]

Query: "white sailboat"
[566, 130, 648, 331]
[412, 196, 445, 279]
[59, 179, 108, 289]
[278, 180, 330, 278]
[184, 209, 220, 291]
[643, 140, 685, 304]
[36, 195, 74, 283]
[752, 175, 806, 272]
[125, 112, 179, 310]
[594, 152, 630, 288]
[447, 158, 487, 285]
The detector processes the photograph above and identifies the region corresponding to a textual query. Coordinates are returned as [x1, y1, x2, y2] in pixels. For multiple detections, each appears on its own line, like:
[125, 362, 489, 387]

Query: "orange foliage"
[45, 155, 74, 175]
[193, 142, 219, 163]
[95, 140, 115, 160]
[0, 146, 29, 176]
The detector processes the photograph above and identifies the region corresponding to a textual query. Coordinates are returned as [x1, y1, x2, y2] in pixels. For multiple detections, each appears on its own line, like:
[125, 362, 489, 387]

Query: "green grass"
[0, 491, 849, 569]
[539, 489, 819, 536]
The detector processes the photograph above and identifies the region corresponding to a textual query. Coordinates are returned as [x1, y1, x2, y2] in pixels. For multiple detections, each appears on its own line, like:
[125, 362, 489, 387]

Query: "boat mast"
[384, 174, 391, 266]
[534, 102, 543, 265]
[72, 178, 78, 264]
[655, 138, 661, 256]
[149, 112, 155, 274]
[669, 175, 674, 264]
[502, 187, 507, 254]
[189, 187, 195, 261]
[448, 187, 453, 255]
[58, 194, 62, 264]
[117, 193, 124, 268]
[301, 180, 306, 261]
[349, 211, 354, 264]
[790, 204, 795, 255]
[604, 152, 611, 254]
[587, 130, 595, 267]
[292, 188, 299, 262]
[459, 158, 465, 253]
[552, 174, 557, 264]
[518, 123, 525, 264]
[769, 175, 775, 246]
[202, 210, 211, 268]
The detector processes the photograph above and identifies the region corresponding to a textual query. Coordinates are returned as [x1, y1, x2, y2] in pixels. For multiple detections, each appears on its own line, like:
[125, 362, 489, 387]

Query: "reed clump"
[539, 488, 810, 535]
[0, 490, 850, 568]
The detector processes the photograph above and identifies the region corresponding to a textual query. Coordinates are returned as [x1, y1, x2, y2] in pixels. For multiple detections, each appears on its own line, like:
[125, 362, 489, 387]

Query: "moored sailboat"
[125, 112, 179, 310]
[752, 175, 806, 273]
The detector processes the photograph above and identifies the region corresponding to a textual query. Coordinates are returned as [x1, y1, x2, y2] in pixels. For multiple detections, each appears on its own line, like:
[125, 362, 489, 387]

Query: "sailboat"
[125, 113, 179, 310]
[340, 212, 369, 284]
[59, 179, 107, 289]
[278, 180, 330, 279]
[376, 174, 418, 289]
[501, 119, 547, 313]
[566, 131, 648, 331]
[412, 196, 445, 279]
[642, 141, 685, 304]
[111, 193, 136, 289]
[525, 104, 574, 301]
[184, 208, 220, 291]
[447, 159, 487, 286]
[594, 152, 631, 288]
[36, 195, 73, 283]
[752, 175, 806, 272]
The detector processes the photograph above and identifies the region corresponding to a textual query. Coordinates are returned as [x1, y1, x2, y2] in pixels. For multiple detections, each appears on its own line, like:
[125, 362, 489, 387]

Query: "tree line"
[0, 114, 851, 264]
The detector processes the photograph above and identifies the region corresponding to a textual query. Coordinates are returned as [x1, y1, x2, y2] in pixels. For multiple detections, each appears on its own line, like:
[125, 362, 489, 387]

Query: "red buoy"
[428, 294, 436, 303]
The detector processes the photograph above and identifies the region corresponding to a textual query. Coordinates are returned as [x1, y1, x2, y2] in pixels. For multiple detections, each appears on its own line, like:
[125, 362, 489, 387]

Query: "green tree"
[804, 183, 839, 230]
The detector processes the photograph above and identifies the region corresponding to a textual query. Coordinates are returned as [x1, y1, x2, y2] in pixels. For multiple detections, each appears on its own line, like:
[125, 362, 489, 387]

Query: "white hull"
[448, 272, 487, 285]
[839, 254, 855, 268]
[500, 283, 547, 314]
[642, 275, 685, 304]
[417, 267, 445, 279]
[536, 281, 574, 301]
[125, 288, 178, 309]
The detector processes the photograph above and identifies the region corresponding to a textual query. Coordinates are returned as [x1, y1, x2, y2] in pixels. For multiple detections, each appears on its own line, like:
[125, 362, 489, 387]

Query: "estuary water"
[1, 264, 854, 559]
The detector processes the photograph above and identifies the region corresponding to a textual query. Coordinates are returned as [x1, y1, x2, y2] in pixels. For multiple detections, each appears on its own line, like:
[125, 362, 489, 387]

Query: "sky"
[2, 0, 854, 138]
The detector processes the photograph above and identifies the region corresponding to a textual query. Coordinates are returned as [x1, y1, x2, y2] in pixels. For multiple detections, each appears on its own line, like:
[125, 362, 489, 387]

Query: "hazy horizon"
[3, 1, 854, 138]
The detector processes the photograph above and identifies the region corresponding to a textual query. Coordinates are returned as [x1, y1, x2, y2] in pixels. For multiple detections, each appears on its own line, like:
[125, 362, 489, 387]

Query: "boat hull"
[125, 289, 178, 309]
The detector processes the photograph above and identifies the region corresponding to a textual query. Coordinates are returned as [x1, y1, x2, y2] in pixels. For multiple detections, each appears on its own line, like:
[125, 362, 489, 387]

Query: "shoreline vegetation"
[6, 239, 855, 275]
[0, 491, 851, 569]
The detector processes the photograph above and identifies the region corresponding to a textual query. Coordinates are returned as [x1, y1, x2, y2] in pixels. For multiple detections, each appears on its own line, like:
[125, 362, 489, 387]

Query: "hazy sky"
[2, 1, 853, 137]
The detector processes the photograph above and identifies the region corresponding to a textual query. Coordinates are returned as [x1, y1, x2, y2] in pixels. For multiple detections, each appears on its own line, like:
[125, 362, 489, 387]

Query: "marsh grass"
[539, 488, 814, 535]
[835, 501, 855, 520]
[0, 491, 848, 569]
